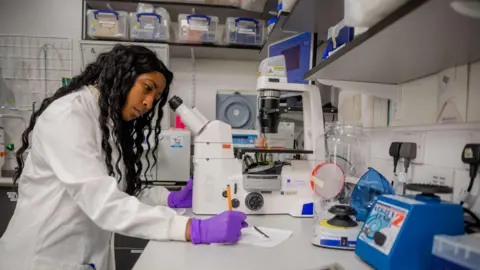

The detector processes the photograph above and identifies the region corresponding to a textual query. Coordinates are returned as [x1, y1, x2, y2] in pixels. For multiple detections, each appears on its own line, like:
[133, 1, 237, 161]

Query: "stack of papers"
[238, 226, 293, 248]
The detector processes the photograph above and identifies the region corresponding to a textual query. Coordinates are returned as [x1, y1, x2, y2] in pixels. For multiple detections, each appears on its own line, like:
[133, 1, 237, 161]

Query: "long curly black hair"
[13, 44, 173, 196]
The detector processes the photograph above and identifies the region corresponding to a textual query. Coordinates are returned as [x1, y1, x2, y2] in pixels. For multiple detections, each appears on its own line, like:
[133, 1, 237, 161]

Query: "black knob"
[231, 199, 240, 209]
[168, 96, 183, 111]
[245, 192, 264, 211]
[222, 190, 227, 198]
[374, 232, 387, 247]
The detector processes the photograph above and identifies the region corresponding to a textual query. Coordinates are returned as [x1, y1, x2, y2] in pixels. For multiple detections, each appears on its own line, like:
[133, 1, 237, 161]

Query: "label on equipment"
[267, 66, 285, 76]
[358, 201, 409, 255]
[170, 136, 184, 148]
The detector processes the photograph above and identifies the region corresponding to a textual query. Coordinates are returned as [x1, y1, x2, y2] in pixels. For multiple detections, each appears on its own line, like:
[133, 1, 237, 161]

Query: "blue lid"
[350, 167, 395, 222]
[268, 18, 277, 25]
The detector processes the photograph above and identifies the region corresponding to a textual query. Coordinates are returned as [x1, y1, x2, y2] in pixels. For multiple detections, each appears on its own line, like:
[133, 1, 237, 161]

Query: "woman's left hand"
[168, 179, 193, 208]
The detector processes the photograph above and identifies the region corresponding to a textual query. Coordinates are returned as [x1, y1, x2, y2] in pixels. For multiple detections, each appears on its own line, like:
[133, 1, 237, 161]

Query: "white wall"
[367, 124, 480, 216]
[0, 0, 83, 75]
[169, 58, 258, 123]
[336, 60, 480, 216]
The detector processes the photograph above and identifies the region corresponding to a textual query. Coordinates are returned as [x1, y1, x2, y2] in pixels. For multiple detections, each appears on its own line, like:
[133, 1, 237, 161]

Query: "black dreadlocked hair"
[13, 44, 173, 196]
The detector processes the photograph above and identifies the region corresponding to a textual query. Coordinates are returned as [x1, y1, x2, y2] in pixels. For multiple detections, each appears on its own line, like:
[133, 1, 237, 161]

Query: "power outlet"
[392, 132, 426, 164]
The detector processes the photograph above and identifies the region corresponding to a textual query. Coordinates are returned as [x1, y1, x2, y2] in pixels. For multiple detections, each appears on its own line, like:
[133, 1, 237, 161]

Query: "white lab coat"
[0, 86, 189, 270]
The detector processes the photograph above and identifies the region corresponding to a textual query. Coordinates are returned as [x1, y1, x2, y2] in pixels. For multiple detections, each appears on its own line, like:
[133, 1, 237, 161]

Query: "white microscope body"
[168, 56, 325, 217]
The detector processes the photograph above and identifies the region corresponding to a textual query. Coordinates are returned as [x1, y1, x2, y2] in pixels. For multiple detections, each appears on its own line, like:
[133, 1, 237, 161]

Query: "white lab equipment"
[344, 0, 409, 28]
[154, 130, 191, 183]
[224, 17, 265, 46]
[0, 86, 190, 270]
[432, 234, 480, 270]
[177, 14, 219, 43]
[87, 9, 129, 40]
[216, 90, 258, 130]
[129, 8, 171, 41]
[231, 129, 259, 148]
[168, 55, 325, 217]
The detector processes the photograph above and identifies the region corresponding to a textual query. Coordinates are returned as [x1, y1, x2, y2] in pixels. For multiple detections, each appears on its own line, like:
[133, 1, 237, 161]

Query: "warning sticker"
[358, 201, 408, 255]
[267, 65, 285, 77]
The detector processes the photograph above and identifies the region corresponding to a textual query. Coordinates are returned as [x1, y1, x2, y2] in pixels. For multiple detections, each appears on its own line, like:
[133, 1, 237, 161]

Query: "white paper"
[238, 227, 293, 248]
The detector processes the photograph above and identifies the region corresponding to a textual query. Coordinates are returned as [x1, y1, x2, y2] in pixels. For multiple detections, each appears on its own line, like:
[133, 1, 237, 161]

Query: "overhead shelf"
[82, 39, 266, 61]
[283, 0, 344, 38]
[84, 0, 271, 20]
[82, 0, 274, 61]
[260, 12, 299, 55]
[305, 0, 480, 84]
[169, 43, 266, 60]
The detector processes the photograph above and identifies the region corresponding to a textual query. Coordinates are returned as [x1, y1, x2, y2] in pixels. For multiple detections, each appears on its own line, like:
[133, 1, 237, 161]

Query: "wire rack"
[0, 35, 73, 111]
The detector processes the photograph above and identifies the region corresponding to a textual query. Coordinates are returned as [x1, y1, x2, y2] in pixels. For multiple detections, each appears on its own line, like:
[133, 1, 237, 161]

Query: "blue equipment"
[350, 167, 395, 222]
[355, 184, 465, 270]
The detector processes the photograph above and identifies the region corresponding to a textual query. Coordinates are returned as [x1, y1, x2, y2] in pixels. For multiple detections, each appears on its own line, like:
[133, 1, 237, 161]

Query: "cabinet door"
[0, 187, 17, 237]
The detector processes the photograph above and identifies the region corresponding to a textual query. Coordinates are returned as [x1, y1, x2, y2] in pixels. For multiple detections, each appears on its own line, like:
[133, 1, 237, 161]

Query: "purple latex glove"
[168, 179, 193, 208]
[190, 211, 249, 245]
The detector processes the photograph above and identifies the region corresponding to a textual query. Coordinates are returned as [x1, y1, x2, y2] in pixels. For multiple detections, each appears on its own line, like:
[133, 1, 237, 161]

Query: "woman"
[0, 45, 248, 270]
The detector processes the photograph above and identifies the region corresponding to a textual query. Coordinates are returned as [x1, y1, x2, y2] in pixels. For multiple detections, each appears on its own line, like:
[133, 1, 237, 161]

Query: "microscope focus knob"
[245, 192, 264, 211]
[231, 198, 240, 209]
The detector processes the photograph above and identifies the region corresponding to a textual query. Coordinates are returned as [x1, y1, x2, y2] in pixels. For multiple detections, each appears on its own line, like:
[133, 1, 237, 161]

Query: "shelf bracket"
[316, 79, 400, 101]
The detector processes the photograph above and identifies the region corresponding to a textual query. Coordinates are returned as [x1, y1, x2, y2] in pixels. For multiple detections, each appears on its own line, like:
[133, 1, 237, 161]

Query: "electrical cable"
[460, 176, 476, 206]
[463, 207, 480, 234]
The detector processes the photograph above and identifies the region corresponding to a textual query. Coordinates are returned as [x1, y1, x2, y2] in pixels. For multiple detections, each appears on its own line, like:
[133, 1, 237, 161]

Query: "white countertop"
[0, 177, 13, 187]
[133, 214, 372, 270]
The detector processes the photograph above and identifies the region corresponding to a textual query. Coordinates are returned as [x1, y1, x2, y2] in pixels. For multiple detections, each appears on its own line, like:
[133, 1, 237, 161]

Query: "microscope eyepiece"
[168, 96, 183, 111]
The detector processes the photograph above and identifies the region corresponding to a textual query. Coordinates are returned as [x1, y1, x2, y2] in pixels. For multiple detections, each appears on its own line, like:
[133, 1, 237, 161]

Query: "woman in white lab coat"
[0, 45, 248, 270]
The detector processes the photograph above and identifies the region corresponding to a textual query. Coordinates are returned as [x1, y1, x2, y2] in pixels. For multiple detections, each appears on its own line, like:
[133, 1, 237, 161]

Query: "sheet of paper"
[238, 226, 293, 248]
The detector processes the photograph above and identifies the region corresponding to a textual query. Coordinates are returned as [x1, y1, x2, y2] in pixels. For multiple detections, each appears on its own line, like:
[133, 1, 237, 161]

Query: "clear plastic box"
[178, 14, 218, 43]
[130, 8, 171, 41]
[432, 234, 480, 270]
[87, 10, 129, 40]
[225, 17, 265, 46]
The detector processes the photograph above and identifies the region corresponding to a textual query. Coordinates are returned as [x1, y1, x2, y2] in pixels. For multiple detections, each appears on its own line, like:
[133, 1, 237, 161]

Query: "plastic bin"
[432, 234, 480, 270]
[87, 9, 128, 40]
[130, 8, 171, 41]
[178, 14, 218, 43]
[224, 17, 265, 46]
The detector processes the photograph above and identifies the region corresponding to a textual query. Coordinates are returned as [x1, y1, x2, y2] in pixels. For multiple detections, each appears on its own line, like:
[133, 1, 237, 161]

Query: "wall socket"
[392, 132, 427, 164]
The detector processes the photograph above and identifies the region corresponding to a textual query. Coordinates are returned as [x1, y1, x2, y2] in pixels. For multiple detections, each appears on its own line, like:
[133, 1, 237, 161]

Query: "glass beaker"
[325, 122, 369, 204]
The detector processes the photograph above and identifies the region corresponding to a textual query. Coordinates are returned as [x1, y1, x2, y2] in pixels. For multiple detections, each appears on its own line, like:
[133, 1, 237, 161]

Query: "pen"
[226, 184, 232, 211]
[253, 226, 270, 238]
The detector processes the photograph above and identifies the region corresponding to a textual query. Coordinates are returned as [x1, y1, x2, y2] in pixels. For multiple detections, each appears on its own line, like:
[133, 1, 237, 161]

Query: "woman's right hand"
[190, 211, 248, 244]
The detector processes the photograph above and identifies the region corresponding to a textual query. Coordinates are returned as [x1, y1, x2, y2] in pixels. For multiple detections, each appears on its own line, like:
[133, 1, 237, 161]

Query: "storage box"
[87, 9, 128, 40]
[130, 8, 171, 41]
[432, 234, 480, 270]
[224, 17, 265, 46]
[178, 14, 218, 43]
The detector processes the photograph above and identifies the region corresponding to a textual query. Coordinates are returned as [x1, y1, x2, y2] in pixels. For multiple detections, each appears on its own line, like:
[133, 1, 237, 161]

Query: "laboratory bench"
[133, 213, 372, 270]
